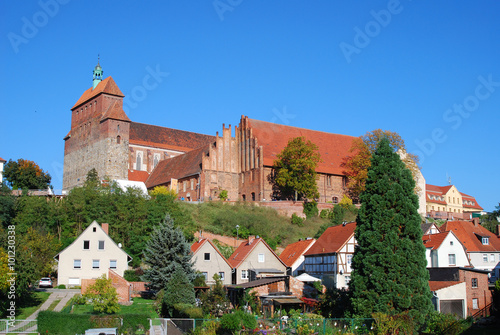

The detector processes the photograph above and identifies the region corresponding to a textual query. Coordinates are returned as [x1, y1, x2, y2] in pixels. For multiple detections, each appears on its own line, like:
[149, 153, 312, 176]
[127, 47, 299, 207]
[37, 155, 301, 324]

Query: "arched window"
[136, 153, 142, 171]
[154, 155, 159, 168]
[117, 136, 121, 144]
[332, 197, 339, 204]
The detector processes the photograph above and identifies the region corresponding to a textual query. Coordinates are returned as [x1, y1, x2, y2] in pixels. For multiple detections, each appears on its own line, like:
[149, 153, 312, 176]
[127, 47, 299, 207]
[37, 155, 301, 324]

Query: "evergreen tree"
[163, 267, 196, 317]
[142, 214, 195, 291]
[349, 138, 432, 327]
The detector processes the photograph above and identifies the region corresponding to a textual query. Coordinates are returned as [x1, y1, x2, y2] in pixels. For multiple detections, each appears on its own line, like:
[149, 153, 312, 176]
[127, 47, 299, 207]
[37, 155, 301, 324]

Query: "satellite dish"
[118, 243, 122, 248]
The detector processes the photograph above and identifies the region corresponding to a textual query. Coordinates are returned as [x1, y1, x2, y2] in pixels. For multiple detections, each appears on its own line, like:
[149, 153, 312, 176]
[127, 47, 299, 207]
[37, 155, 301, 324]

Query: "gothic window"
[117, 136, 121, 144]
[251, 192, 256, 201]
[136, 153, 142, 171]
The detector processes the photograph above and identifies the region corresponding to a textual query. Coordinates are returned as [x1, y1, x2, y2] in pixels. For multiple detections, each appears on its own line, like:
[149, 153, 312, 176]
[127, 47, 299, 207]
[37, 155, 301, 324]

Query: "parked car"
[39, 277, 53, 288]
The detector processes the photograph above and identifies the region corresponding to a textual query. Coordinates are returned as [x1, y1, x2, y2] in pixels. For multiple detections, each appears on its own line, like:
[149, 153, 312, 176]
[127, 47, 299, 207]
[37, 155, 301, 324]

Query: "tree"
[342, 130, 420, 201]
[480, 203, 500, 234]
[3, 159, 51, 190]
[142, 214, 195, 291]
[163, 267, 196, 317]
[271, 136, 321, 201]
[199, 274, 230, 317]
[83, 274, 120, 314]
[23, 228, 62, 278]
[349, 138, 432, 327]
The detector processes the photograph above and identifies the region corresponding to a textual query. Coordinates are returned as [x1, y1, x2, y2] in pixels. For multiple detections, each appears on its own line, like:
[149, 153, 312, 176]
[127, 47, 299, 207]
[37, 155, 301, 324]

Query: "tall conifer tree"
[142, 214, 195, 291]
[349, 138, 432, 326]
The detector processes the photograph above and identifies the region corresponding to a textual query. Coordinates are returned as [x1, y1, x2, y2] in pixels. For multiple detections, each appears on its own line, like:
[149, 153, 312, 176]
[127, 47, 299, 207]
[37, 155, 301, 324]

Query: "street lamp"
[236, 225, 240, 241]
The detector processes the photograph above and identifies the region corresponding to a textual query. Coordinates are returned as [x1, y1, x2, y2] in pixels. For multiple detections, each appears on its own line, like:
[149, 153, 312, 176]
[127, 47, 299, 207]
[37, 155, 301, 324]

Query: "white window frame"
[74, 259, 81, 269]
[490, 254, 495, 263]
[347, 254, 353, 264]
[258, 253, 265, 263]
[483, 254, 488, 262]
[472, 278, 478, 288]
[218, 272, 225, 280]
[241, 269, 248, 279]
[472, 298, 478, 310]
[92, 259, 100, 269]
[448, 254, 456, 266]
[204, 253, 210, 261]
[110, 260, 117, 269]
[98, 240, 105, 250]
[202, 272, 208, 281]
[482, 237, 489, 245]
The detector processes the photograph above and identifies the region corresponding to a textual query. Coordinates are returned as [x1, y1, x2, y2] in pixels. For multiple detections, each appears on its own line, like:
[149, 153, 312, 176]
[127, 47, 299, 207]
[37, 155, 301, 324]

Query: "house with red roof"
[191, 238, 232, 285]
[0, 157, 6, 184]
[426, 184, 483, 220]
[227, 236, 287, 285]
[422, 231, 470, 268]
[279, 238, 316, 276]
[429, 281, 467, 318]
[303, 222, 356, 289]
[439, 219, 500, 282]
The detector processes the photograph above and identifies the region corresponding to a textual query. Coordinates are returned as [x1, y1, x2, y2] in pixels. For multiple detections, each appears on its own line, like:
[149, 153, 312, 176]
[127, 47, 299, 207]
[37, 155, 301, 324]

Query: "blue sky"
[1, 1, 499, 211]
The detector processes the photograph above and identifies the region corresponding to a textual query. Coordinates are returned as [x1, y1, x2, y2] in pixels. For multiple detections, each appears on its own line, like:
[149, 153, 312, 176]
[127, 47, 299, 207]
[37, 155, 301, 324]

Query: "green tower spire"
[92, 55, 103, 89]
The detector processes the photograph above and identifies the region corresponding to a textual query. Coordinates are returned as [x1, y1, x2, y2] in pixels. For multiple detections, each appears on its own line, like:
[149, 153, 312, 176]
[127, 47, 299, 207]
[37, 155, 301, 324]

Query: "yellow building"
[426, 184, 483, 220]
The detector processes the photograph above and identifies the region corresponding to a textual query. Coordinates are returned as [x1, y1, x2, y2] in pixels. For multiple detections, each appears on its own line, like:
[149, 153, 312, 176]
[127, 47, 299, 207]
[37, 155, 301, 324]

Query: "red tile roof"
[279, 239, 316, 267]
[191, 238, 232, 268]
[245, 118, 356, 175]
[145, 145, 208, 189]
[304, 222, 356, 255]
[128, 169, 150, 183]
[460, 192, 483, 210]
[101, 100, 131, 123]
[0, 157, 6, 162]
[72, 77, 124, 110]
[130, 122, 215, 152]
[227, 237, 285, 269]
[429, 281, 462, 291]
[439, 220, 500, 252]
[422, 232, 449, 250]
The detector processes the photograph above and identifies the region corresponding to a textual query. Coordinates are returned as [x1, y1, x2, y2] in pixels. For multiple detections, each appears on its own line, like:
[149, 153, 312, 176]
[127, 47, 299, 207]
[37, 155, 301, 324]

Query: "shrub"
[57, 284, 66, 289]
[371, 312, 415, 335]
[320, 209, 329, 219]
[219, 189, 228, 201]
[83, 275, 120, 314]
[291, 213, 304, 227]
[220, 310, 257, 334]
[124, 268, 143, 282]
[38, 311, 93, 334]
[303, 200, 318, 218]
[119, 313, 150, 334]
[425, 311, 469, 335]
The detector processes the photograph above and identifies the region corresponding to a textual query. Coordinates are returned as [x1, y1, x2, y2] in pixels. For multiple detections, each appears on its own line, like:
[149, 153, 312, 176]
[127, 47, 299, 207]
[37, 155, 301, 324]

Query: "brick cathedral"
[63, 62, 356, 203]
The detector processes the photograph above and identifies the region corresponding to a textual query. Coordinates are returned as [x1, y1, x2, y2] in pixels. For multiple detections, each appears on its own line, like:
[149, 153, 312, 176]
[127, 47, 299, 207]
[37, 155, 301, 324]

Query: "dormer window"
[482, 237, 489, 245]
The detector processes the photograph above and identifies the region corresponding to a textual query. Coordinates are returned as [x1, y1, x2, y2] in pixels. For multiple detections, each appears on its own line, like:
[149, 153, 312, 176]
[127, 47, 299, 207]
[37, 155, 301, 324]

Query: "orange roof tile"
[128, 169, 150, 183]
[422, 232, 449, 250]
[130, 122, 215, 152]
[72, 77, 124, 110]
[429, 281, 461, 291]
[0, 157, 6, 162]
[227, 237, 285, 269]
[279, 239, 316, 267]
[439, 220, 500, 252]
[460, 192, 483, 210]
[245, 118, 356, 175]
[304, 222, 356, 255]
[145, 145, 208, 189]
[101, 101, 131, 123]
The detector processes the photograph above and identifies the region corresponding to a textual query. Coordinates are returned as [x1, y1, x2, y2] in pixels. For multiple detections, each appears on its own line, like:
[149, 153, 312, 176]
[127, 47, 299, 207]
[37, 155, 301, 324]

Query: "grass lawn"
[71, 297, 158, 318]
[16, 291, 51, 319]
[47, 299, 61, 311]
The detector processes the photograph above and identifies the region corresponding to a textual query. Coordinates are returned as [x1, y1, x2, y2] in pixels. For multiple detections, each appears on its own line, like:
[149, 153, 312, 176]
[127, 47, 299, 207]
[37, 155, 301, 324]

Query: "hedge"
[37, 311, 150, 335]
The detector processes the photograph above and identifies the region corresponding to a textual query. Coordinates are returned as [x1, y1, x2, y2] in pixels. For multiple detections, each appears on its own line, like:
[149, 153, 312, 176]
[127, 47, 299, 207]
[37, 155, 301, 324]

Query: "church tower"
[63, 60, 131, 191]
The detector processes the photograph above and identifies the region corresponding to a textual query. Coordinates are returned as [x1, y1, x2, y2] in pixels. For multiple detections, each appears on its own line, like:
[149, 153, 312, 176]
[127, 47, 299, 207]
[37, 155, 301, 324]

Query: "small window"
[83, 240, 90, 250]
[204, 253, 210, 261]
[450, 241, 453, 246]
[153, 155, 159, 168]
[472, 298, 479, 310]
[74, 259, 81, 269]
[472, 278, 478, 288]
[117, 135, 121, 144]
[241, 270, 248, 279]
[332, 196, 338, 204]
[258, 254, 265, 263]
[136, 153, 142, 171]
[202, 272, 208, 281]
[93, 227, 96, 232]
[92, 260, 100, 269]
[110, 260, 117, 269]
[98, 240, 105, 250]
[490, 254, 495, 262]
[347, 254, 353, 265]
[191, 179, 194, 190]
[345, 276, 350, 284]
[483, 254, 488, 262]
[218, 272, 225, 280]
[251, 192, 256, 201]
[482, 237, 489, 245]
[448, 254, 456, 266]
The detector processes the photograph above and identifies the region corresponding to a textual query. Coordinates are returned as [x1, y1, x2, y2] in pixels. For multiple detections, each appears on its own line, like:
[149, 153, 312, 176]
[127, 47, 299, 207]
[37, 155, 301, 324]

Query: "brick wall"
[458, 269, 492, 315]
[81, 271, 139, 304]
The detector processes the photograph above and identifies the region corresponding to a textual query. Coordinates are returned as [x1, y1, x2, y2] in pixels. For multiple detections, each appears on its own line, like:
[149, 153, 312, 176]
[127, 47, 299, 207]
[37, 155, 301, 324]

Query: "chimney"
[472, 218, 479, 227]
[248, 235, 256, 245]
[101, 223, 109, 235]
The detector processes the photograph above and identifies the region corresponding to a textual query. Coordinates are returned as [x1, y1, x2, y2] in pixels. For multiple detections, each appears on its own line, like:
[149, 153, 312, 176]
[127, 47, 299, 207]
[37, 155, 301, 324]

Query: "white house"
[279, 238, 316, 276]
[54, 221, 132, 287]
[0, 157, 5, 184]
[303, 222, 356, 289]
[429, 281, 467, 318]
[191, 238, 232, 285]
[422, 231, 470, 268]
